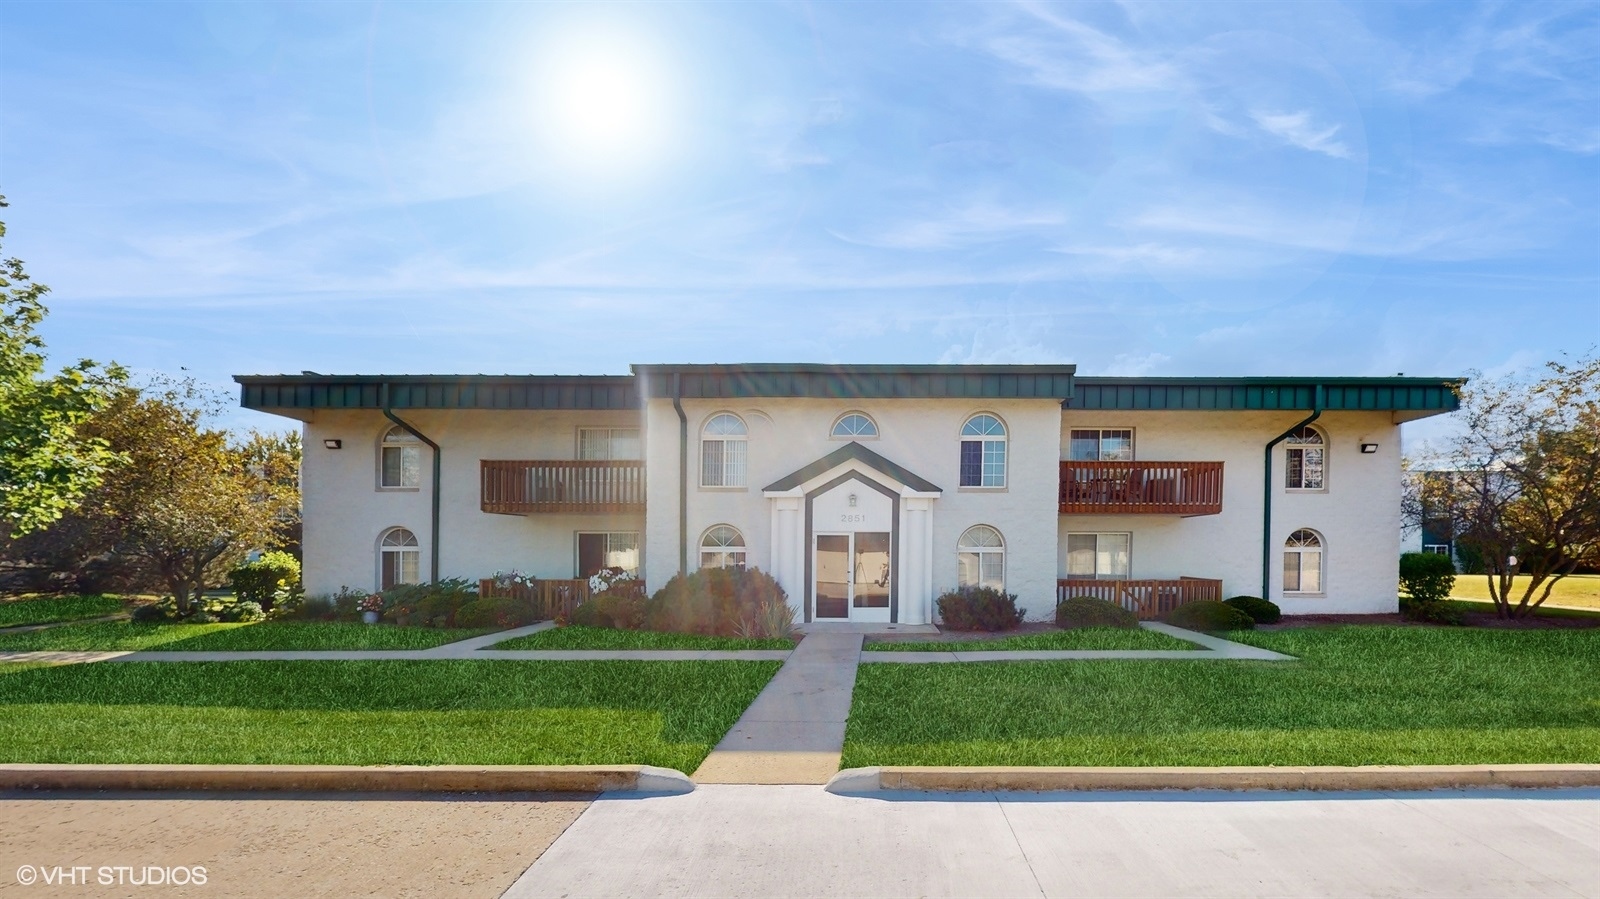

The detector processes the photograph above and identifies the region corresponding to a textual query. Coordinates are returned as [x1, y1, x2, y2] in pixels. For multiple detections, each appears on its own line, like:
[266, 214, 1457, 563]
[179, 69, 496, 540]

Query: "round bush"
[1055, 596, 1138, 629]
[130, 603, 168, 623]
[936, 586, 1022, 632]
[220, 600, 266, 623]
[1221, 595, 1281, 624]
[1165, 600, 1255, 632]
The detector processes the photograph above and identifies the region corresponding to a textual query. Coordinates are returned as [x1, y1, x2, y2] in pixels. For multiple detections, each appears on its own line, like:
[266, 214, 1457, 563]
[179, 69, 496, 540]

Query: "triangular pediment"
[762, 442, 942, 494]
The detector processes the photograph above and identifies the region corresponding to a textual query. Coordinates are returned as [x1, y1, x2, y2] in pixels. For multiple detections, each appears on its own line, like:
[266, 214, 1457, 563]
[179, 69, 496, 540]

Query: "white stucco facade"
[251, 366, 1456, 620]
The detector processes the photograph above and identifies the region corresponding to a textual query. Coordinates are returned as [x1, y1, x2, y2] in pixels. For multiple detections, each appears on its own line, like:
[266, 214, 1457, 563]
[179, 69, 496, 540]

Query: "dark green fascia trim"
[764, 441, 942, 494]
[635, 364, 1075, 401]
[236, 375, 638, 412]
[1067, 377, 1463, 412]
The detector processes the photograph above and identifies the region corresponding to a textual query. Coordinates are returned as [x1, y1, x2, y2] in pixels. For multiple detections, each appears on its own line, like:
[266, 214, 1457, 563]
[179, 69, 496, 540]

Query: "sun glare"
[529, 23, 678, 177]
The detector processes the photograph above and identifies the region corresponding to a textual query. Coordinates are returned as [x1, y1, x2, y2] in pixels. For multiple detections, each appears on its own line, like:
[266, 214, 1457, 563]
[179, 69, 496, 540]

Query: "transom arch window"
[830, 412, 878, 439]
[957, 525, 1006, 592]
[1283, 529, 1324, 594]
[700, 525, 747, 570]
[380, 426, 422, 488]
[701, 413, 748, 487]
[379, 527, 420, 589]
[1285, 425, 1326, 490]
[960, 414, 1007, 487]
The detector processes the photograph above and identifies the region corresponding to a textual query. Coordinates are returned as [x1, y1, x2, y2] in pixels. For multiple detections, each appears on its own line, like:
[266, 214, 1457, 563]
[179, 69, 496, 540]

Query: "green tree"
[0, 195, 124, 535]
[1405, 352, 1600, 618]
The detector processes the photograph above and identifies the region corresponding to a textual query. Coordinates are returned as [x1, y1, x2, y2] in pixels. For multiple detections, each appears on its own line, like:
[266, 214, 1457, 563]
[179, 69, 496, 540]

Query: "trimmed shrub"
[1055, 595, 1138, 629]
[219, 600, 266, 623]
[130, 603, 168, 623]
[227, 551, 301, 613]
[644, 567, 793, 637]
[569, 592, 648, 630]
[1222, 595, 1281, 624]
[457, 595, 543, 629]
[384, 578, 478, 627]
[936, 585, 1023, 632]
[1166, 600, 1254, 632]
[1399, 552, 1457, 606]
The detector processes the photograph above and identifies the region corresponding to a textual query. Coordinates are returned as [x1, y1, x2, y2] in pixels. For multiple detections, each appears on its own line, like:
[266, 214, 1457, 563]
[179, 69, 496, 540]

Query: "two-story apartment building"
[236, 364, 1462, 623]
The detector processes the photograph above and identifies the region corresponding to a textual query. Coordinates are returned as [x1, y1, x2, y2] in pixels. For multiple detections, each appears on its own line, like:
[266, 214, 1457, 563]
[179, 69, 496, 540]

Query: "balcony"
[1057, 577, 1223, 620]
[1059, 461, 1224, 516]
[481, 460, 645, 514]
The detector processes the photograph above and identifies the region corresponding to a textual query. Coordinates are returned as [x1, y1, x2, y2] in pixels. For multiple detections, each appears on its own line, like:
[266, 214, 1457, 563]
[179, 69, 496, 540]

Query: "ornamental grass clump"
[1054, 595, 1138, 629]
[1165, 599, 1255, 632]
[936, 585, 1022, 632]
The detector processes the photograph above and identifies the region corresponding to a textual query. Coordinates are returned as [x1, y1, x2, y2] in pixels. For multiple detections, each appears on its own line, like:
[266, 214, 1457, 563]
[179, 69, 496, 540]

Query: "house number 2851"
[839, 513, 867, 524]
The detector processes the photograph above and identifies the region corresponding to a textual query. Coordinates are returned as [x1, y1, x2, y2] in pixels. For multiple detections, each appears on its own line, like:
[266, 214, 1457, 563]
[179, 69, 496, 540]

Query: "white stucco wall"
[1057, 410, 1403, 614]
[301, 409, 644, 596]
[643, 397, 1063, 620]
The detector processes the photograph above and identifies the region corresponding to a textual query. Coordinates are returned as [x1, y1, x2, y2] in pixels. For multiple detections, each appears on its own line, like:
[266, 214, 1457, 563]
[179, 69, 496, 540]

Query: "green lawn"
[493, 625, 795, 651]
[1447, 573, 1600, 610]
[0, 660, 780, 772]
[0, 621, 489, 652]
[0, 595, 127, 628]
[864, 627, 1195, 652]
[843, 626, 1600, 767]
[1444, 600, 1600, 621]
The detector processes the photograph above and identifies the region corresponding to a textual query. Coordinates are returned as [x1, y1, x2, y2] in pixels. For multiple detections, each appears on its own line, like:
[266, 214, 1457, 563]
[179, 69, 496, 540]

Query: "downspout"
[672, 373, 688, 576]
[1262, 384, 1323, 600]
[382, 383, 441, 583]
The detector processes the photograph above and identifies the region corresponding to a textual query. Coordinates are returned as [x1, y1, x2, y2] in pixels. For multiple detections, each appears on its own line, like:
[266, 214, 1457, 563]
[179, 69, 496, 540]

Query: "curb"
[0, 764, 694, 795]
[825, 764, 1600, 794]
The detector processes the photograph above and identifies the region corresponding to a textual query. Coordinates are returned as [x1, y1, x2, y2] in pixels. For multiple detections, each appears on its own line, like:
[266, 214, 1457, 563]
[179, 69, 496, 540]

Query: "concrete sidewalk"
[504, 784, 1600, 898]
[692, 632, 863, 785]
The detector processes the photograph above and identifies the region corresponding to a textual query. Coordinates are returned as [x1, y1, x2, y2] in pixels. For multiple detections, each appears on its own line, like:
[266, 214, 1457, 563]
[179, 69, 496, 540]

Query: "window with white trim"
[700, 525, 747, 570]
[1066, 533, 1131, 579]
[1068, 428, 1134, 461]
[957, 525, 1006, 592]
[830, 412, 878, 439]
[701, 413, 748, 487]
[578, 428, 641, 460]
[959, 414, 1007, 487]
[379, 527, 420, 589]
[380, 426, 421, 488]
[578, 532, 640, 577]
[1285, 426, 1325, 490]
[1283, 529, 1323, 593]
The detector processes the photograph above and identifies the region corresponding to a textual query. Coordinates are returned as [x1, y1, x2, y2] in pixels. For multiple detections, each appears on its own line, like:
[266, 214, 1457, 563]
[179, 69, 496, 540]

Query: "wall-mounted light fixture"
[848, 493, 858, 507]
[323, 439, 343, 450]
[1359, 443, 1378, 454]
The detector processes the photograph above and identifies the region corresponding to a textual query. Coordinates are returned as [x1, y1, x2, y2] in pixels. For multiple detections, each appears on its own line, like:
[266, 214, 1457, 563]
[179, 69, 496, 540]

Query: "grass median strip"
[0, 659, 780, 772]
[0, 595, 127, 628]
[0, 621, 489, 652]
[843, 626, 1600, 767]
[864, 627, 1195, 652]
[491, 625, 794, 651]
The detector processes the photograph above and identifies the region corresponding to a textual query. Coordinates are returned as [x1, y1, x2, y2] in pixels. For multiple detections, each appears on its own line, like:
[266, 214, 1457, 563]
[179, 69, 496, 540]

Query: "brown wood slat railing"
[477, 578, 648, 622]
[1059, 461, 1224, 515]
[1056, 577, 1223, 620]
[481, 460, 645, 514]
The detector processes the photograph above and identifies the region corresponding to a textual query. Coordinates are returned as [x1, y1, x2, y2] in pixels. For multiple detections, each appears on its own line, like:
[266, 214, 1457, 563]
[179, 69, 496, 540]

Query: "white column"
[769, 495, 804, 623]
[900, 496, 935, 625]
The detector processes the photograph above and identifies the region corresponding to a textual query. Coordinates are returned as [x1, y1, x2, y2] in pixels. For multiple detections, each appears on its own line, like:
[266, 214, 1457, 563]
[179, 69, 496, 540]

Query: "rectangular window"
[701, 439, 746, 487]
[381, 445, 420, 488]
[1069, 429, 1134, 461]
[381, 551, 420, 589]
[1066, 533, 1130, 579]
[959, 441, 983, 486]
[578, 428, 641, 461]
[960, 440, 1005, 487]
[578, 532, 640, 577]
[1283, 551, 1322, 593]
[1286, 447, 1325, 489]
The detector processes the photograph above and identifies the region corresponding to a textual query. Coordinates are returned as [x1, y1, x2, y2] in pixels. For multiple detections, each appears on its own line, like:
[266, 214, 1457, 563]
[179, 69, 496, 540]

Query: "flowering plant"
[588, 566, 638, 595]
[492, 569, 535, 590]
[357, 594, 385, 614]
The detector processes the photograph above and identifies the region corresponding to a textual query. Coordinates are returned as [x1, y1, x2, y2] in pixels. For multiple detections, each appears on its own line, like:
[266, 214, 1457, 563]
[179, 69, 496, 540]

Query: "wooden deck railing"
[1056, 577, 1223, 620]
[1059, 461, 1224, 516]
[481, 460, 645, 514]
[477, 578, 647, 622]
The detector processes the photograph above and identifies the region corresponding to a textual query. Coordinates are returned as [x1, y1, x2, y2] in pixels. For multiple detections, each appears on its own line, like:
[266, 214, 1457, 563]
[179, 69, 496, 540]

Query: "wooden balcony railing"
[1057, 577, 1223, 620]
[477, 578, 647, 621]
[481, 460, 645, 514]
[1059, 461, 1224, 516]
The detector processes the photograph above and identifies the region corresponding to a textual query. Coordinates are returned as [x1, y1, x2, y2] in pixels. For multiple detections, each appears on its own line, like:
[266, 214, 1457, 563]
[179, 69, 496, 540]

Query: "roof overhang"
[635, 363, 1075, 401]
[1066, 376, 1464, 421]
[234, 374, 639, 419]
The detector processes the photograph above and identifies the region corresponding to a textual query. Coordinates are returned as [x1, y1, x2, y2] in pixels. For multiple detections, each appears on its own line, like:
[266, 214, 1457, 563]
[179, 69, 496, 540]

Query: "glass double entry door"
[814, 532, 891, 622]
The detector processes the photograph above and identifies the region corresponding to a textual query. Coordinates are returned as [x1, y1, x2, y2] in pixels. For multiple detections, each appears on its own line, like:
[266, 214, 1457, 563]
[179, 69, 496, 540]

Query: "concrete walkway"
[693, 632, 864, 785]
[504, 784, 1600, 898]
[863, 622, 1295, 662]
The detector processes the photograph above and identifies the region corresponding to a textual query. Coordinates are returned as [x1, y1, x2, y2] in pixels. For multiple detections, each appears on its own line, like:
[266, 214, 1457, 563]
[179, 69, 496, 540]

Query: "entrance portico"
[763, 443, 942, 626]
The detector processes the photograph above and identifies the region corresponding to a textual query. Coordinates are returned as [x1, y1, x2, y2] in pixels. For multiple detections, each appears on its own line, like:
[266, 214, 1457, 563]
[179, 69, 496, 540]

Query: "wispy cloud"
[830, 202, 1066, 251]
[1248, 109, 1352, 159]
[950, 1, 1178, 95]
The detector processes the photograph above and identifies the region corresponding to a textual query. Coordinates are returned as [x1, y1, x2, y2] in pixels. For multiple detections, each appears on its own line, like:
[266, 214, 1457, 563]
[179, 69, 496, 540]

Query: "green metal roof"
[235, 375, 639, 412]
[634, 364, 1076, 400]
[763, 441, 942, 493]
[1066, 377, 1463, 412]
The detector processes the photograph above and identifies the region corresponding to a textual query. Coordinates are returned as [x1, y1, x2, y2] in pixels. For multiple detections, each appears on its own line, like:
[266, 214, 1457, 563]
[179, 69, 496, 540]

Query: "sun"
[529, 23, 678, 176]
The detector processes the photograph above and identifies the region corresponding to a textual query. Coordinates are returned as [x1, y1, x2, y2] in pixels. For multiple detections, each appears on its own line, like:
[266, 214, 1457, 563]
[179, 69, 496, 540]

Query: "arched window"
[379, 527, 420, 589]
[380, 426, 421, 488]
[959, 414, 1007, 487]
[701, 413, 748, 487]
[700, 525, 747, 570]
[830, 412, 878, 439]
[1285, 426, 1325, 490]
[1283, 529, 1323, 594]
[957, 525, 1006, 592]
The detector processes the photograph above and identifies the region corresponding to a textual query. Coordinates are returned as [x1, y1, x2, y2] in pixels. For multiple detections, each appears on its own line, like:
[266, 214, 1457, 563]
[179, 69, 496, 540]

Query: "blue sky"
[1, 1, 1595, 436]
